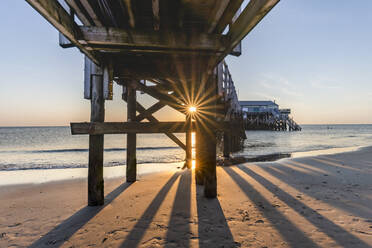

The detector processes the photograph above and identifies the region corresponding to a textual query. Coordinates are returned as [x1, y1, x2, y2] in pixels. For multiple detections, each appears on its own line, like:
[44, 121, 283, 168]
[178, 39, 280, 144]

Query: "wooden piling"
[195, 76, 218, 197]
[195, 128, 204, 185]
[201, 129, 217, 198]
[126, 82, 137, 182]
[185, 115, 192, 169]
[88, 73, 105, 206]
[223, 132, 231, 158]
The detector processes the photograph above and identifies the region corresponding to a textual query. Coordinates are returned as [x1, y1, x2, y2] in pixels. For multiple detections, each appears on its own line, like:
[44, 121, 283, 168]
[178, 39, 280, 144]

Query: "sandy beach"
[1, 147, 372, 248]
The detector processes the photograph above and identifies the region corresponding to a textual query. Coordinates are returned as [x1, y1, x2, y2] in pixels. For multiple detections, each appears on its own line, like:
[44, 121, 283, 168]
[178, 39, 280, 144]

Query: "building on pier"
[239, 100, 301, 131]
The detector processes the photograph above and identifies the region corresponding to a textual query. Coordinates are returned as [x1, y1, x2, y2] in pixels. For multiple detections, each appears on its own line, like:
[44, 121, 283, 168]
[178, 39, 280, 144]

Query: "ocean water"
[0, 125, 371, 171]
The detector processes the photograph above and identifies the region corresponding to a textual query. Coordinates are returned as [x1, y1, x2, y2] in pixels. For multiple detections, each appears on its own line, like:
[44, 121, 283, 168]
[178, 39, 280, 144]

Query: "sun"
[188, 106, 197, 113]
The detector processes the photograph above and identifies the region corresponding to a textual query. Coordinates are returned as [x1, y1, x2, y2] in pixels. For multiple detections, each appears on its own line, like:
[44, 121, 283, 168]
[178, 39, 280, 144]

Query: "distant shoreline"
[1, 123, 372, 128]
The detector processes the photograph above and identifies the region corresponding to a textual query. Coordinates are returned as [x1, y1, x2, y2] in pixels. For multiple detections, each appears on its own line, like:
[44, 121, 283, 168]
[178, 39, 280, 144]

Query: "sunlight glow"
[188, 106, 197, 113]
[192, 160, 196, 170]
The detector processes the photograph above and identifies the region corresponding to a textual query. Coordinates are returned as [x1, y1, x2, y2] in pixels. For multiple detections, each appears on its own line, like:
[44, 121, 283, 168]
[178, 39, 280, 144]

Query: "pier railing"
[217, 61, 246, 154]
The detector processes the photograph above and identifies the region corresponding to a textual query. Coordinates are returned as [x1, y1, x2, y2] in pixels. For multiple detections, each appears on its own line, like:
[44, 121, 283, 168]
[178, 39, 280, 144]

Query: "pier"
[26, 0, 280, 205]
[240, 100, 301, 131]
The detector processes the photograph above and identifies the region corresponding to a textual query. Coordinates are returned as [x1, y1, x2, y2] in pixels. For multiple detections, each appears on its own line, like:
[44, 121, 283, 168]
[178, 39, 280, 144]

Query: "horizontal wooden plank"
[70, 121, 245, 135]
[78, 26, 227, 52]
[71, 122, 196, 135]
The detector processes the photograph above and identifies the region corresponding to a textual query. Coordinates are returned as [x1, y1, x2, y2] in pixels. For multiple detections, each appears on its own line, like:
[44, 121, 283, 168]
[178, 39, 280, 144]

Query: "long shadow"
[30, 182, 132, 248]
[269, 159, 372, 219]
[196, 183, 238, 248]
[164, 170, 191, 247]
[120, 172, 180, 247]
[239, 166, 371, 248]
[223, 167, 320, 248]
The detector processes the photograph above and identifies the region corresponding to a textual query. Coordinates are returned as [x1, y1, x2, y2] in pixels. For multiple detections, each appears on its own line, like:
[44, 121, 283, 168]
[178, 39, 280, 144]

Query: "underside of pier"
[26, 0, 280, 205]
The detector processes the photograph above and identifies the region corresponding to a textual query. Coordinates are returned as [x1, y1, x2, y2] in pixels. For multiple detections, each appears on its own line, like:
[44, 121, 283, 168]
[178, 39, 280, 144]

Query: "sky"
[1, 0, 372, 126]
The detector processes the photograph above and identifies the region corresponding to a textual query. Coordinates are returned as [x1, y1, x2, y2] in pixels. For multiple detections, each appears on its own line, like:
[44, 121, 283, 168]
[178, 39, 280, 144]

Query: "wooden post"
[200, 127, 217, 198]
[223, 131, 231, 158]
[126, 82, 137, 182]
[185, 115, 192, 169]
[195, 76, 217, 197]
[88, 68, 105, 206]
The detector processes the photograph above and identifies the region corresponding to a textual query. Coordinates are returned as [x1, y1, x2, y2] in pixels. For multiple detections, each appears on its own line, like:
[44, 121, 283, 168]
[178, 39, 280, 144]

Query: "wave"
[0, 157, 184, 171]
[0, 146, 181, 154]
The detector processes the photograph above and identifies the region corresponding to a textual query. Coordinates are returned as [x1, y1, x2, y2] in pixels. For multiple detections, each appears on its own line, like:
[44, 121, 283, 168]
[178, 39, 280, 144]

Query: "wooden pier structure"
[240, 101, 301, 131]
[26, 0, 280, 205]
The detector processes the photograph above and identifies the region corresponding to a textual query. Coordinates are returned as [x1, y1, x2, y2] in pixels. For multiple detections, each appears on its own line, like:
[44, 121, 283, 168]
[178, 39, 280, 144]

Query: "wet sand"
[1, 147, 372, 247]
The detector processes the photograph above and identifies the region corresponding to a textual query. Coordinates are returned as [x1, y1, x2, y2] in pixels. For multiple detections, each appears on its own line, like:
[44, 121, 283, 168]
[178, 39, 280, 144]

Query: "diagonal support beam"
[132, 81, 186, 114]
[226, 0, 279, 52]
[134, 101, 165, 122]
[26, 0, 100, 65]
[122, 88, 185, 150]
[135, 102, 186, 151]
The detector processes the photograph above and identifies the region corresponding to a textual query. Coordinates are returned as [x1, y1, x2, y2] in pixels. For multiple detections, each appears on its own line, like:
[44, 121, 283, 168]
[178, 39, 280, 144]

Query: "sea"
[0, 125, 372, 171]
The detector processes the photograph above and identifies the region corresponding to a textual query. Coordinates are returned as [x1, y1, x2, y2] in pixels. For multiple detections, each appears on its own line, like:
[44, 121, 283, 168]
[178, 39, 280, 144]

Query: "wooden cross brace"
[122, 92, 186, 151]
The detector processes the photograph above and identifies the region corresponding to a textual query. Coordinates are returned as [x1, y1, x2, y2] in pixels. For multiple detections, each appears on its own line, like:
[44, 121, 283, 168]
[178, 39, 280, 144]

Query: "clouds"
[309, 77, 341, 90]
[258, 74, 303, 98]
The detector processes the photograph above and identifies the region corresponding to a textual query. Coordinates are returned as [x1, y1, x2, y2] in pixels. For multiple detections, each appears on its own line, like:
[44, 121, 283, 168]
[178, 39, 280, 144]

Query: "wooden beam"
[79, 0, 102, 26]
[227, 0, 279, 52]
[126, 84, 137, 182]
[88, 68, 105, 206]
[134, 102, 165, 122]
[122, 90, 186, 151]
[152, 0, 160, 30]
[214, 0, 244, 34]
[71, 122, 197, 135]
[65, 0, 92, 25]
[207, 0, 230, 33]
[185, 115, 192, 169]
[131, 81, 186, 114]
[78, 26, 227, 52]
[25, 0, 100, 65]
[135, 102, 186, 151]
[124, 0, 135, 28]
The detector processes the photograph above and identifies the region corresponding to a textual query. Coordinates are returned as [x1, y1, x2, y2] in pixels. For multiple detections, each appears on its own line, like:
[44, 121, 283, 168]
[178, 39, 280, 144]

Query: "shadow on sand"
[29, 182, 133, 248]
[237, 165, 370, 248]
[119, 170, 238, 247]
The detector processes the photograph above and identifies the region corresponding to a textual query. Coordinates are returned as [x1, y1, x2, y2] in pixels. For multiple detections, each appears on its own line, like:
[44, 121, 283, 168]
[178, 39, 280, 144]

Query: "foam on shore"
[0, 162, 182, 186]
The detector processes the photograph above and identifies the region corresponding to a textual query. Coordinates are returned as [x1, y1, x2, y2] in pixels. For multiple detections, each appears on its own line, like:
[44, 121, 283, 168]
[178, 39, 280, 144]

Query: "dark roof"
[239, 101, 278, 107]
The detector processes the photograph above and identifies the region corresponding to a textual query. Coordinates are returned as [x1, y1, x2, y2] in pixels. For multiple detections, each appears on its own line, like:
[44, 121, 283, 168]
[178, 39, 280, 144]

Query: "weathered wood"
[223, 132, 231, 158]
[195, 128, 204, 185]
[65, 0, 92, 25]
[79, 0, 102, 26]
[214, 0, 244, 33]
[198, 125, 217, 197]
[131, 80, 186, 113]
[152, 0, 160, 30]
[134, 102, 165, 122]
[124, 0, 135, 28]
[59, 33, 74, 48]
[88, 69, 105, 206]
[185, 115, 192, 169]
[25, 0, 99, 65]
[202, 76, 218, 198]
[78, 26, 227, 53]
[207, 0, 230, 33]
[84, 57, 113, 100]
[227, 0, 279, 53]
[71, 121, 198, 135]
[134, 102, 186, 151]
[126, 84, 137, 183]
